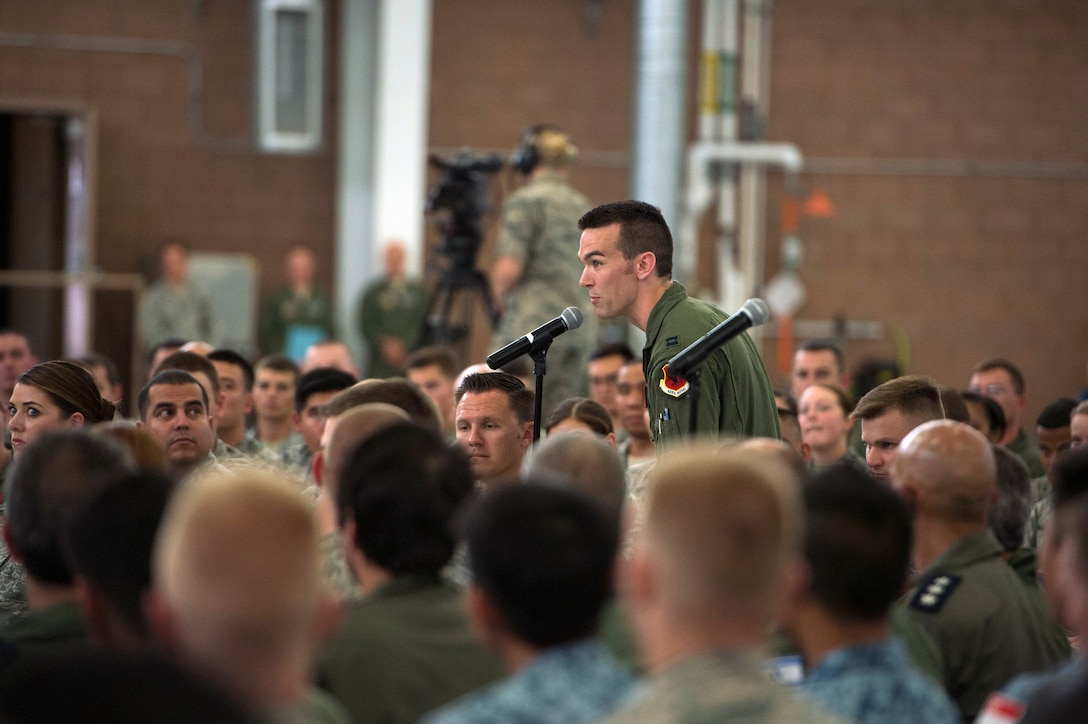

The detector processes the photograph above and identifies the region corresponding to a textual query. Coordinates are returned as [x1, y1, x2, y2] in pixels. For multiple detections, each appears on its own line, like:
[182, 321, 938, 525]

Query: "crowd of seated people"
[0, 324, 1085, 724]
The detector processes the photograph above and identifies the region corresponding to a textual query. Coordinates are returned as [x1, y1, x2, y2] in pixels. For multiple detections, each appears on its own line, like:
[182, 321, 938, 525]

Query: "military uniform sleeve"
[495, 193, 543, 263]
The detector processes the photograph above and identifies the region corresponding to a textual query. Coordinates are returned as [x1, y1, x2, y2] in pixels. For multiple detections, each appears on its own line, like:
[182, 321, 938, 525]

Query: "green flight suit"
[316, 575, 504, 724]
[1008, 428, 1045, 479]
[357, 277, 430, 379]
[259, 286, 336, 358]
[642, 282, 779, 450]
[898, 529, 1072, 721]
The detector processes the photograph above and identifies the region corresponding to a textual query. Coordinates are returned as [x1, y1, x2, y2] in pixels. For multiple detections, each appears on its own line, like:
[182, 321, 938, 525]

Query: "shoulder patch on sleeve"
[659, 364, 690, 398]
[908, 574, 962, 614]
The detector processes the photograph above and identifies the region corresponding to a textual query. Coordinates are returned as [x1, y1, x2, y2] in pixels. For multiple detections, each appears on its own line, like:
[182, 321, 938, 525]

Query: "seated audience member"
[146, 338, 185, 381]
[301, 339, 359, 377]
[775, 389, 809, 463]
[0, 329, 37, 404]
[799, 384, 862, 470]
[455, 372, 534, 491]
[616, 360, 656, 469]
[152, 350, 227, 452]
[545, 397, 617, 445]
[969, 358, 1044, 477]
[0, 432, 133, 660]
[1033, 398, 1078, 503]
[527, 433, 640, 672]
[146, 468, 349, 722]
[281, 367, 357, 477]
[781, 463, 959, 723]
[606, 444, 837, 723]
[321, 378, 443, 434]
[979, 447, 1088, 721]
[587, 342, 636, 439]
[852, 375, 944, 481]
[791, 339, 849, 400]
[891, 421, 1070, 720]
[252, 355, 303, 453]
[405, 345, 461, 437]
[312, 403, 412, 601]
[317, 424, 504, 723]
[137, 370, 218, 482]
[961, 389, 1007, 444]
[1025, 400, 1088, 549]
[423, 484, 634, 723]
[207, 349, 265, 457]
[65, 471, 174, 651]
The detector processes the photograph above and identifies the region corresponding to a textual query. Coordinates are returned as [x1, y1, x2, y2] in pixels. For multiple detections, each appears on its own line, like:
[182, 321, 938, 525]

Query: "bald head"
[891, 419, 996, 526]
[527, 432, 626, 516]
[323, 403, 410, 500]
[638, 444, 803, 622]
[151, 469, 323, 703]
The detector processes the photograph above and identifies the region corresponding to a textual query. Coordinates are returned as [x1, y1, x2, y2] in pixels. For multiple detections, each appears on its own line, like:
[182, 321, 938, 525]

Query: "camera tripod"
[420, 261, 501, 359]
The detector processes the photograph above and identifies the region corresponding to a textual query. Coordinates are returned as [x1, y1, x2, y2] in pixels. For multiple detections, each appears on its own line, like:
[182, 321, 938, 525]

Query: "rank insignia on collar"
[908, 573, 962, 614]
[659, 364, 689, 398]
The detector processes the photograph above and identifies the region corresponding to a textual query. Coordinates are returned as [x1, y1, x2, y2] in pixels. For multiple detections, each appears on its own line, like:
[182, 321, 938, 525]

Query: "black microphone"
[487, 307, 584, 369]
[666, 298, 770, 379]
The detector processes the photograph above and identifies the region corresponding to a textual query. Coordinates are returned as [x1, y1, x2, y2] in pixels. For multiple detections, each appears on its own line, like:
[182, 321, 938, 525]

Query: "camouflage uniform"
[138, 279, 221, 349]
[493, 171, 596, 418]
[1024, 495, 1052, 550]
[605, 650, 842, 723]
[357, 277, 429, 379]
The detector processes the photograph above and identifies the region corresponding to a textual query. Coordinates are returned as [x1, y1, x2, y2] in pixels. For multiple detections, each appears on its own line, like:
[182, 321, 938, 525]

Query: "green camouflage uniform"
[605, 650, 842, 723]
[898, 529, 1072, 720]
[138, 279, 221, 349]
[357, 277, 429, 379]
[1024, 495, 1052, 550]
[643, 283, 780, 451]
[259, 286, 336, 358]
[494, 171, 596, 417]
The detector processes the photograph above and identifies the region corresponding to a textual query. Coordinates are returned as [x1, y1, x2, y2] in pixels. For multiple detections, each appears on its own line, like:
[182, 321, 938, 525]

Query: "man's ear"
[634, 251, 658, 280]
[293, 411, 302, 433]
[519, 422, 534, 449]
[311, 450, 325, 487]
[243, 392, 254, 415]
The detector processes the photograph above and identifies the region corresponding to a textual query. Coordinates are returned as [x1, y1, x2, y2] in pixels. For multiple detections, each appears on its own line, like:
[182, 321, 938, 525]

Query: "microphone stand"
[529, 340, 552, 445]
[686, 367, 703, 438]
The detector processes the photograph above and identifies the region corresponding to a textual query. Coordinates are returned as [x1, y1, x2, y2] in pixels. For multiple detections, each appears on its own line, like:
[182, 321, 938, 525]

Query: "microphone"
[666, 298, 770, 379]
[487, 307, 584, 369]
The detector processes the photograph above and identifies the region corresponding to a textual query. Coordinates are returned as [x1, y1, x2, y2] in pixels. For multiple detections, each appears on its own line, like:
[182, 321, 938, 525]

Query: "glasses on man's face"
[972, 383, 1011, 398]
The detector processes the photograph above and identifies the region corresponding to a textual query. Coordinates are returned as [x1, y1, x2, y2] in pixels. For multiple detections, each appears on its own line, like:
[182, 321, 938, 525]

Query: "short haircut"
[644, 444, 803, 617]
[803, 463, 911, 621]
[321, 379, 442, 433]
[852, 375, 944, 424]
[527, 433, 627, 517]
[465, 482, 618, 648]
[939, 386, 971, 424]
[405, 345, 460, 379]
[455, 372, 534, 424]
[66, 471, 175, 636]
[17, 360, 117, 424]
[1038, 398, 1079, 429]
[207, 349, 255, 391]
[337, 423, 474, 576]
[76, 352, 121, 388]
[797, 339, 845, 373]
[579, 200, 673, 279]
[254, 354, 300, 384]
[972, 357, 1026, 395]
[155, 351, 220, 398]
[961, 390, 1007, 439]
[138, 370, 209, 420]
[1051, 447, 1088, 510]
[589, 342, 635, 363]
[4, 431, 133, 586]
[1076, 400, 1088, 418]
[147, 338, 186, 367]
[294, 368, 357, 414]
[544, 397, 614, 437]
[989, 445, 1031, 552]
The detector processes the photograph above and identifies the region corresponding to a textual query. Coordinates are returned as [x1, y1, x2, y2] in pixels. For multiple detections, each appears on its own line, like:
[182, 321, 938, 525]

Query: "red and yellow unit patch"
[659, 364, 690, 398]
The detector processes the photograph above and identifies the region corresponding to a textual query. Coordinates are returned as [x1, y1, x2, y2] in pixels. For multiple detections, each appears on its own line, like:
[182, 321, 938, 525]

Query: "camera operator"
[491, 125, 597, 415]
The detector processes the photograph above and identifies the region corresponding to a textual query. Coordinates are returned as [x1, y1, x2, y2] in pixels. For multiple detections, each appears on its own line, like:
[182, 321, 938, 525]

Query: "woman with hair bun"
[544, 396, 617, 447]
[7, 360, 117, 457]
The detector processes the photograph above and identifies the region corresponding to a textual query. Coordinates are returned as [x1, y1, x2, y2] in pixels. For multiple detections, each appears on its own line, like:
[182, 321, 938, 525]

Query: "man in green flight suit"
[259, 244, 336, 359]
[891, 419, 1071, 721]
[576, 200, 779, 450]
[357, 240, 430, 379]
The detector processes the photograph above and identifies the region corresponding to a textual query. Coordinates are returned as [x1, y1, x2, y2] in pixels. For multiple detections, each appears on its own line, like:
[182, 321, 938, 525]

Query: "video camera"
[425, 149, 503, 270]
